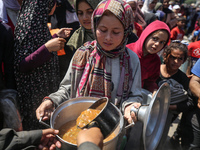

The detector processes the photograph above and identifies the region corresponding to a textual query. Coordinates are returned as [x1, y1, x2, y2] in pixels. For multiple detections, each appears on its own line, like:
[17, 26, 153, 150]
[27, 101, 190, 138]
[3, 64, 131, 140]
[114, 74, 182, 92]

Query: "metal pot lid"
[142, 82, 170, 150]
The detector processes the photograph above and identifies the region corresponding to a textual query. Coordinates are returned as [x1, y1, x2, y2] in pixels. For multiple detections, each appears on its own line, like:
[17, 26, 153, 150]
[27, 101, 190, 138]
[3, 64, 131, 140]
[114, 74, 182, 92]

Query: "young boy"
[186, 40, 200, 76]
[170, 16, 186, 41]
[189, 18, 200, 42]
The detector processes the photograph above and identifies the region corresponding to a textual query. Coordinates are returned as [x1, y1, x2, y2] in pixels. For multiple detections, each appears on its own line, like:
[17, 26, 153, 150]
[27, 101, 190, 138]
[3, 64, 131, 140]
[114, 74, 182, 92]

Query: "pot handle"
[39, 117, 51, 128]
[125, 121, 135, 129]
[124, 105, 138, 130]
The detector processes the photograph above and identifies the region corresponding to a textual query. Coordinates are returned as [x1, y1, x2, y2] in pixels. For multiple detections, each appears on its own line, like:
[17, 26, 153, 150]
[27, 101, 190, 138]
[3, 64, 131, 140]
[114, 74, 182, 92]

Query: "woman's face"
[143, 30, 168, 56]
[96, 13, 124, 51]
[149, 0, 158, 10]
[165, 49, 185, 72]
[77, 1, 93, 29]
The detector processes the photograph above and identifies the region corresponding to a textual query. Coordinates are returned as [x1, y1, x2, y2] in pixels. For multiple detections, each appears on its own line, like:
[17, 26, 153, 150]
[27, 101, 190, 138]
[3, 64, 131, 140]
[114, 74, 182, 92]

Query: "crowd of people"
[1, 0, 200, 150]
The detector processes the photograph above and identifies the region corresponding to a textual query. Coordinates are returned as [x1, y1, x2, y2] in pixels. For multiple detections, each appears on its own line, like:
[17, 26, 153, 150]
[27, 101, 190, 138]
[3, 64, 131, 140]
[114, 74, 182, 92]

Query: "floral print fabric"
[14, 0, 59, 130]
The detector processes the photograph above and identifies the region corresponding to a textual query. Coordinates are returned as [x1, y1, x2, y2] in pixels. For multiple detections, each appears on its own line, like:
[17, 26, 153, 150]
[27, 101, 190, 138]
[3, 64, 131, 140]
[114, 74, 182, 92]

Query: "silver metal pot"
[49, 97, 124, 150]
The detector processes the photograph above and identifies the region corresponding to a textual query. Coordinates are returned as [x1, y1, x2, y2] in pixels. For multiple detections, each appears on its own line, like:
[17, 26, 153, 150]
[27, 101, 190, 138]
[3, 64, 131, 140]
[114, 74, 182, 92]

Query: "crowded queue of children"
[1, 0, 200, 150]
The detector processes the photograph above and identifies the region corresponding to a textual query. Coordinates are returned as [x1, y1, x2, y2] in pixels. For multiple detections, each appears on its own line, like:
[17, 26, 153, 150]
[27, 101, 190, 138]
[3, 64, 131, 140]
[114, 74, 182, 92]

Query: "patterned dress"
[14, 0, 60, 130]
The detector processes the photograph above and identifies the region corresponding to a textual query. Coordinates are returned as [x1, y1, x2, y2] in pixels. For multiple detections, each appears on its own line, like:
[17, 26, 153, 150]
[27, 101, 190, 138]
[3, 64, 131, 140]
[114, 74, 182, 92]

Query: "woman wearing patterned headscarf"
[14, 0, 71, 130]
[36, 0, 143, 134]
[126, 0, 146, 29]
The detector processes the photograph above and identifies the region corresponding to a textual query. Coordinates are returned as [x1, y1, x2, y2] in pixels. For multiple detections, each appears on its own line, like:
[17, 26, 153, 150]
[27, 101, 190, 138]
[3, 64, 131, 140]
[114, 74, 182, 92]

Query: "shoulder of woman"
[74, 41, 95, 54]
[68, 27, 82, 41]
[72, 41, 96, 64]
[127, 48, 140, 61]
[67, 27, 85, 48]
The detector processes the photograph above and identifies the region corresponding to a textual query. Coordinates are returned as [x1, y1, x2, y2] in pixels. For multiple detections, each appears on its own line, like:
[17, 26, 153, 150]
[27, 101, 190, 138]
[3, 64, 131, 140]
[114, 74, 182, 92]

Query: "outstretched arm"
[189, 75, 200, 108]
[0, 128, 61, 150]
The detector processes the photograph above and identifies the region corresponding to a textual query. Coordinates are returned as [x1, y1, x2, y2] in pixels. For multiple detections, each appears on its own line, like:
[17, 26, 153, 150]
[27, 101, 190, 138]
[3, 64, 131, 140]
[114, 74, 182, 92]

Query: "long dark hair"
[163, 42, 188, 64]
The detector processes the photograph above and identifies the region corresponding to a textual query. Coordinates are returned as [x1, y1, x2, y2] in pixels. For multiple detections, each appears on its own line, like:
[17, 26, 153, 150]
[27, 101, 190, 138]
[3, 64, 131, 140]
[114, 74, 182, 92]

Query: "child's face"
[177, 20, 185, 28]
[143, 30, 168, 55]
[165, 49, 185, 71]
[96, 13, 124, 51]
[77, 1, 93, 30]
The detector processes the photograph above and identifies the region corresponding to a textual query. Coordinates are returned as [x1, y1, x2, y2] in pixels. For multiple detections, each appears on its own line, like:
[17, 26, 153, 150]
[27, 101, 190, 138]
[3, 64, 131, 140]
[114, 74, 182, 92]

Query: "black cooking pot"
[80, 97, 121, 138]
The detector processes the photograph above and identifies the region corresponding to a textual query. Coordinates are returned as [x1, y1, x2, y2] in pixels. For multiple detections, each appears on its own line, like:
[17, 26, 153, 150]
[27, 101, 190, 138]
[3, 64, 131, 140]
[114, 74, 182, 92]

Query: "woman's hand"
[45, 38, 66, 52]
[124, 102, 141, 124]
[56, 28, 73, 38]
[36, 100, 54, 121]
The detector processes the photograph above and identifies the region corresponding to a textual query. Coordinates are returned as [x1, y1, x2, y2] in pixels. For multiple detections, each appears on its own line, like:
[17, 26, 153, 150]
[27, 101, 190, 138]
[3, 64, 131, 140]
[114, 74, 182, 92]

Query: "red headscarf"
[126, 20, 170, 92]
